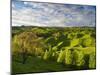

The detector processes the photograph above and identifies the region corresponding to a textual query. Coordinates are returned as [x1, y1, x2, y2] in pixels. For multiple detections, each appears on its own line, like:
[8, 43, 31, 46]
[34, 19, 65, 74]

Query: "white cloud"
[12, 1, 96, 27]
[23, 2, 28, 5]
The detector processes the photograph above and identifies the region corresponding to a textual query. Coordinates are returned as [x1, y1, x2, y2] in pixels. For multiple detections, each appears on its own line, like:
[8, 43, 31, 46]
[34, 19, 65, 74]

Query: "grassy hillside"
[12, 26, 96, 74]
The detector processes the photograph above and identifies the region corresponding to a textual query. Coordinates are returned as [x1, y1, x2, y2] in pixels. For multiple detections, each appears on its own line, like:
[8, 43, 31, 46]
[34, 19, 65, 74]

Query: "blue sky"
[12, 0, 96, 27]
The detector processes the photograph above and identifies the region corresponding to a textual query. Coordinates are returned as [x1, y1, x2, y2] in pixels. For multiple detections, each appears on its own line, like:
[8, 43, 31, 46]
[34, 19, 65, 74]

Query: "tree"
[72, 49, 84, 66]
[13, 32, 44, 64]
[65, 49, 72, 65]
[89, 52, 96, 68]
[57, 50, 65, 63]
[43, 50, 49, 60]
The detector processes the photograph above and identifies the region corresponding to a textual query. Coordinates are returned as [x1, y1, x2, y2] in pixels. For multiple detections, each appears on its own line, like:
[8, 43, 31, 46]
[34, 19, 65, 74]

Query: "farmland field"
[12, 26, 96, 74]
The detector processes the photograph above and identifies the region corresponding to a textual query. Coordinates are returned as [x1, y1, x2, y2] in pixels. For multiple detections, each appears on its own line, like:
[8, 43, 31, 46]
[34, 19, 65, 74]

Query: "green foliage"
[52, 46, 58, 51]
[91, 38, 96, 47]
[68, 33, 77, 39]
[57, 50, 65, 63]
[43, 50, 49, 60]
[64, 48, 72, 65]
[13, 32, 45, 56]
[81, 37, 92, 47]
[12, 26, 96, 72]
[77, 33, 84, 38]
[45, 37, 56, 47]
[71, 39, 80, 47]
[89, 52, 96, 68]
[72, 49, 85, 66]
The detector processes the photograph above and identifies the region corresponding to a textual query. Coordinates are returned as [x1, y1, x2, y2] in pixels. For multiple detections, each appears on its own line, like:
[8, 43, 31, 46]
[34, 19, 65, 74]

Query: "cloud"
[12, 1, 96, 27]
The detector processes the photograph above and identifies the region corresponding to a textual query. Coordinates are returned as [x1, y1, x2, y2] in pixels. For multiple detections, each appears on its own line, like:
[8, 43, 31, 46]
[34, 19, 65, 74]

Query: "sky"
[12, 0, 96, 27]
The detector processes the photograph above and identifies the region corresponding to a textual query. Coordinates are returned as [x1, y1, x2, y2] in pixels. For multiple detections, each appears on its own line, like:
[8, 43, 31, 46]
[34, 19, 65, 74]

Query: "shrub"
[64, 49, 72, 65]
[43, 50, 49, 60]
[72, 49, 85, 66]
[57, 50, 65, 63]
[89, 52, 96, 68]
[71, 39, 80, 47]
